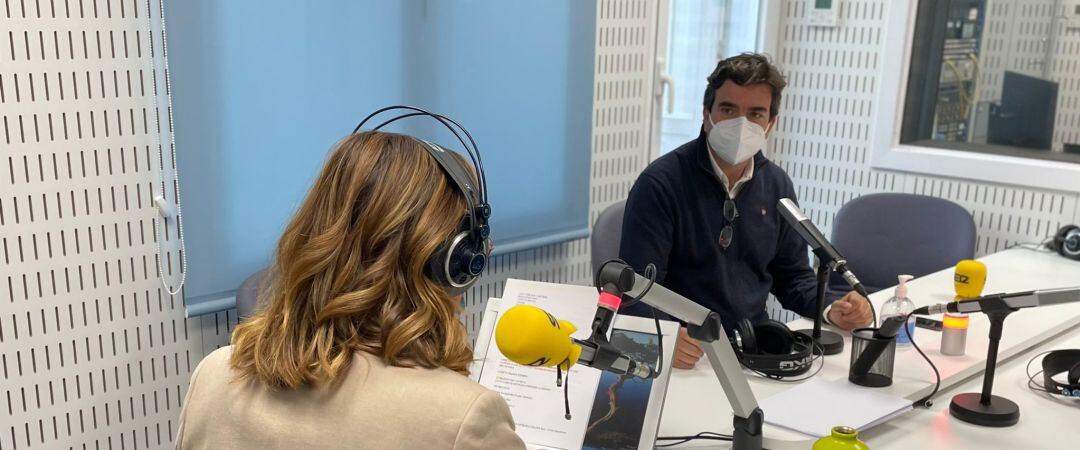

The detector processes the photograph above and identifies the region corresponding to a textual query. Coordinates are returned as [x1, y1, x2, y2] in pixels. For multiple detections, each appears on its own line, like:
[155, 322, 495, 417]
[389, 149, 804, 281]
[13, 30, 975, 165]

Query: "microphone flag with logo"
[954, 260, 987, 300]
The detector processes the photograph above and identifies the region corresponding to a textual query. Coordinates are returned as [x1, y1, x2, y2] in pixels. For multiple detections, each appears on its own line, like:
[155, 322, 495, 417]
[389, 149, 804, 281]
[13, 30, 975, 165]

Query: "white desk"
[658, 248, 1080, 448]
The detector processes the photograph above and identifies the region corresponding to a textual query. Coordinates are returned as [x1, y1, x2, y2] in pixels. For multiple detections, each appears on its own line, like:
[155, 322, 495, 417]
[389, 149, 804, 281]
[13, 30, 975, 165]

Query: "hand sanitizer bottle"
[880, 275, 915, 346]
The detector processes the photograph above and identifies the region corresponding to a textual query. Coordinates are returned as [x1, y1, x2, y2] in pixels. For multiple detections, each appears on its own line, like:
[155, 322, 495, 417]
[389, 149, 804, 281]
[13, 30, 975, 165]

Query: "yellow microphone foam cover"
[494, 305, 581, 370]
[954, 260, 987, 299]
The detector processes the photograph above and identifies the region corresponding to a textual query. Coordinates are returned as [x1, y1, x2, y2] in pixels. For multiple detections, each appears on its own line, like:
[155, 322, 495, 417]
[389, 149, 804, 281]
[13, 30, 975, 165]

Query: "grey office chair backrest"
[827, 193, 976, 296]
[235, 268, 269, 320]
[591, 201, 626, 274]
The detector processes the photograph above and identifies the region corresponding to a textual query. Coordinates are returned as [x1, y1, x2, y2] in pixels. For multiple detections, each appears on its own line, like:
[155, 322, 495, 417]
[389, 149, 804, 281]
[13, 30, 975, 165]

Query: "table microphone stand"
[600, 262, 807, 450]
[949, 301, 1020, 427]
[915, 286, 1080, 426]
[795, 257, 845, 355]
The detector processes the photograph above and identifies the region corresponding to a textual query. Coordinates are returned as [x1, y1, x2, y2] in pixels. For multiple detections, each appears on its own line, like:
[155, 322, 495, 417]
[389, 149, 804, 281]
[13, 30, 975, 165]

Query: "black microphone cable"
[654, 345, 823, 447]
[562, 262, 661, 421]
[628, 263, 664, 379]
[596, 260, 663, 378]
[635, 264, 662, 378]
[561, 368, 571, 420]
[555, 364, 575, 420]
[652, 429, 730, 446]
[867, 289, 878, 327]
[903, 313, 940, 408]
[834, 260, 877, 327]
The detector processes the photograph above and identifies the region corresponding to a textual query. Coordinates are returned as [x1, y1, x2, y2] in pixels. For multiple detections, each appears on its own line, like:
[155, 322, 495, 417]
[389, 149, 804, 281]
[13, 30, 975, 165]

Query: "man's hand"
[828, 291, 873, 331]
[673, 326, 704, 369]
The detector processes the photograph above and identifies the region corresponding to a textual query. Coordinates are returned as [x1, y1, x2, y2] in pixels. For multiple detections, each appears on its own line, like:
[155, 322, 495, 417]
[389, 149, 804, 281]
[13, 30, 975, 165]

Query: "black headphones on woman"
[732, 318, 814, 378]
[353, 106, 492, 295]
[1051, 225, 1080, 261]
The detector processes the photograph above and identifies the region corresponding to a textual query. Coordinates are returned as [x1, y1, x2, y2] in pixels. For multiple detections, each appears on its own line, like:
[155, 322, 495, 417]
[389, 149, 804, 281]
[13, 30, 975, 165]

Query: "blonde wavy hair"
[230, 131, 475, 389]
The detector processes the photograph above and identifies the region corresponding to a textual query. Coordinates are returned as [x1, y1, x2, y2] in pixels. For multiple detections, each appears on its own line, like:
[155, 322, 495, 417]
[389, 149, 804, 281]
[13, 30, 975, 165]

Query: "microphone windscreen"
[954, 260, 987, 299]
[494, 305, 581, 370]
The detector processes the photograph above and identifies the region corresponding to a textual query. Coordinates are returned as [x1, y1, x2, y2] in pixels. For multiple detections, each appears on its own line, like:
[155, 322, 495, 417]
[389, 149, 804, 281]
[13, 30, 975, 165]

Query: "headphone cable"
[1005, 233, 1056, 253]
[1026, 350, 1055, 393]
[1025, 350, 1080, 406]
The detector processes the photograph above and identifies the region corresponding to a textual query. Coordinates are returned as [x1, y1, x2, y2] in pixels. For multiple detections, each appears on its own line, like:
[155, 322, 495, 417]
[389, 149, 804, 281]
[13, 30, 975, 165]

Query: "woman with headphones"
[176, 116, 524, 449]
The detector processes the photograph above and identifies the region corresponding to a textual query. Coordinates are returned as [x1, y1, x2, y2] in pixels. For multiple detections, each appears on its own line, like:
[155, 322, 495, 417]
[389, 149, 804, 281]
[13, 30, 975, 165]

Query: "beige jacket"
[177, 346, 525, 450]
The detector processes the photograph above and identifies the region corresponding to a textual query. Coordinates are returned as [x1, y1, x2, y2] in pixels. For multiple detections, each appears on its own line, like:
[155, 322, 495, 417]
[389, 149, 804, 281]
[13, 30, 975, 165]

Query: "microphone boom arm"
[609, 263, 769, 450]
[914, 287, 1080, 315]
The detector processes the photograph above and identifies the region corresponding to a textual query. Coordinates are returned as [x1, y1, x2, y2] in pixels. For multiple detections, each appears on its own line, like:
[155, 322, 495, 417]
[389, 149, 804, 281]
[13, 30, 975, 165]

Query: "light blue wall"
[168, 1, 595, 314]
[168, 0, 410, 307]
[400, 1, 595, 252]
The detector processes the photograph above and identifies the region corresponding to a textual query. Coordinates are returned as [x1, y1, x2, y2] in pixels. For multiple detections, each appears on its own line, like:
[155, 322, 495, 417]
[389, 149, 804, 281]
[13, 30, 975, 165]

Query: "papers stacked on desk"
[759, 378, 913, 437]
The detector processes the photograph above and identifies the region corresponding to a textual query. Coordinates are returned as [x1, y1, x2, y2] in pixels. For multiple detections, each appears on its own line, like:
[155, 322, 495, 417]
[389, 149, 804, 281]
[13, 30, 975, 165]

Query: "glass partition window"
[900, 0, 1080, 164]
[660, 0, 760, 153]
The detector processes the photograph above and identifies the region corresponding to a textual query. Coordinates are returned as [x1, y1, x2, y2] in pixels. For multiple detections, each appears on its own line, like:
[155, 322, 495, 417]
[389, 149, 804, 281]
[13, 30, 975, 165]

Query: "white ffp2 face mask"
[707, 116, 768, 165]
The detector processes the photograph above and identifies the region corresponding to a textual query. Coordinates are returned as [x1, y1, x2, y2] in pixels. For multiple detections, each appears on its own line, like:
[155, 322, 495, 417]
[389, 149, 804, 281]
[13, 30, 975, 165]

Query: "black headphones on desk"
[1040, 350, 1080, 399]
[1050, 225, 1080, 261]
[353, 106, 492, 295]
[732, 318, 814, 378]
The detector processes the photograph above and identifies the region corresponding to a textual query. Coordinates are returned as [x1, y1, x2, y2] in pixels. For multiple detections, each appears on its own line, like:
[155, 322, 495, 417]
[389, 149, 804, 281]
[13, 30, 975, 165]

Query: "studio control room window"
[900, 0, 1080, 164]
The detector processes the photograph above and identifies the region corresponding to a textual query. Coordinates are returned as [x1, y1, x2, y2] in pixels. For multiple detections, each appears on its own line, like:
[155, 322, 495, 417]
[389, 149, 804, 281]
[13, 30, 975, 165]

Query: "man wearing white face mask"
[619, 53, 872, 369]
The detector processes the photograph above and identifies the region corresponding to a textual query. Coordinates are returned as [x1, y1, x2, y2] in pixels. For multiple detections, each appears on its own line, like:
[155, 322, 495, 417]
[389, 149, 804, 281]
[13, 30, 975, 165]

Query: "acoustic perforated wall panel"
[771, 0, 1080, 260]
[0, 1, 214, 448]
[590, 0, 662, 225]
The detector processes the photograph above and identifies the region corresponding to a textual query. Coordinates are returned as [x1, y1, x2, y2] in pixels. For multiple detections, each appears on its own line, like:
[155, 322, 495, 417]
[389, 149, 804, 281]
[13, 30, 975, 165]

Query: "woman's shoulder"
[197, 346, 234, 375]
[359, 355, 518, 443]
[187, 346, 236, 392]
[357, 352, 490, 401]
[189, 347, 497, 410]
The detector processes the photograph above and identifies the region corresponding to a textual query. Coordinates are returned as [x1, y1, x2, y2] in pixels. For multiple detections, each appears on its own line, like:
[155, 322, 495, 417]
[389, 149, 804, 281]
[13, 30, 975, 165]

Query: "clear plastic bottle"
[880, 275, 916, 346]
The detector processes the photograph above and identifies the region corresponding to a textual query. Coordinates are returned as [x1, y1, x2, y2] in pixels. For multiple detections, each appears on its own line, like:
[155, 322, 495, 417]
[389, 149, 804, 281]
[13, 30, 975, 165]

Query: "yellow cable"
[942, 58, 980, 124]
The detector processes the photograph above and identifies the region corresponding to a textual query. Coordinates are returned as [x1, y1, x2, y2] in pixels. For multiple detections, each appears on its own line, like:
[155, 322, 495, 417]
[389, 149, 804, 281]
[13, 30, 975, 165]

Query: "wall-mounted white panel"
[591, 0, 662, 225]
[0, 1, 199, 448]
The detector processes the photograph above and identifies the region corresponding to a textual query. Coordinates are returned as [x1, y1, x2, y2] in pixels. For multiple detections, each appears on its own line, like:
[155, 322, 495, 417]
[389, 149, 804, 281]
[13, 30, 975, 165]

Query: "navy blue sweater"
[619, 133, 822, 332]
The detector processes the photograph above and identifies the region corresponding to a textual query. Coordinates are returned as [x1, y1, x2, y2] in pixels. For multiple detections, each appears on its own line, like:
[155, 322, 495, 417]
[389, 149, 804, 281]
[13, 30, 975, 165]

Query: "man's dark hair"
[702, 53, 786, 119]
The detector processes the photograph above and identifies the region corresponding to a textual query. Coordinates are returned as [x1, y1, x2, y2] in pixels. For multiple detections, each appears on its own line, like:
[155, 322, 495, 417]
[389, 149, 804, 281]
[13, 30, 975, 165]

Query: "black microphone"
[581, 261, 654, 379]
[589, 262, 637, 338]
[849, 315, 907, 381]
[913, 287, 1080, 315]
[575, 337, 656, 379]
[777, 198, 869, 297]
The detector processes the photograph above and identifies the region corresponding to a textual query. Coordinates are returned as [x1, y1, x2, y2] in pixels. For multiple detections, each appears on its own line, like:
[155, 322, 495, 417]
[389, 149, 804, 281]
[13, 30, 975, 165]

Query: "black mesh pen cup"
[848, 327, 897, 387]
